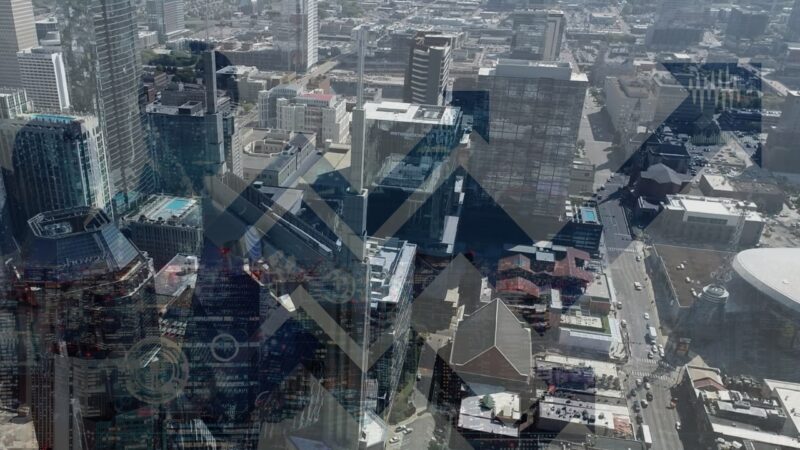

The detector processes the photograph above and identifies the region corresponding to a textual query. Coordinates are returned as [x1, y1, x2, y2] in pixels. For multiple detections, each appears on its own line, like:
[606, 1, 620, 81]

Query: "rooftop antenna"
[349, 24, 369, 193]
[205, 0, 210, 42]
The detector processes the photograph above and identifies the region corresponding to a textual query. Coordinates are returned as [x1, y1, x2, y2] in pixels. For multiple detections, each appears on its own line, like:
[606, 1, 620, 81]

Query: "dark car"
[646, 392, 654, 401]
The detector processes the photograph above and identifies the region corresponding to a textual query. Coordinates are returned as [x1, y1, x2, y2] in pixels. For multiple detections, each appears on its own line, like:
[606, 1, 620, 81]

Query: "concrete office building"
[34, 17, 58, 43]
[651, 194, 765, 247]
[274, 0, 318, 72]
[725, 7, 768, 42]
[510, 10, 566, 61]
[258, 84, 302, 128]
[0, 0, 37, 88]
[646, 0, 705, 48]
[764, 91, 800, 174]
[0, 114, 111, 225]
[790, 0, 800, 39]
[16, 47, 69, 112]
[124, 195, 203, 270]
[365, 237, 416, 417]
[146, 0, 186, 43]
[403, 32, 455, 106]
[59, 0, 152, 214]
[276, 93, 350, 146]
[0, 88, 30, 119]
[241, 131, 315, 187]
[604, 76, 656, 136]
[470, 60, 587, 238]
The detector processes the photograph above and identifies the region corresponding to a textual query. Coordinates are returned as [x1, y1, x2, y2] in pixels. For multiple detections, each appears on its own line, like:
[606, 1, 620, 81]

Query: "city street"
[596, 175, 683, 450]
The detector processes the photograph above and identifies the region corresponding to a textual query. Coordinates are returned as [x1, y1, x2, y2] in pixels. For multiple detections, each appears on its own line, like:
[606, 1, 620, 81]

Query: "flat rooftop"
[154, 254, 198, 306]
[539, 395, 632, 436]
[479, 59, 588, 82]
[364, 101, 460, 125]
[130, 195, 201, 227]
[664, 194, 762, 223]
[654, 244, 732, 308]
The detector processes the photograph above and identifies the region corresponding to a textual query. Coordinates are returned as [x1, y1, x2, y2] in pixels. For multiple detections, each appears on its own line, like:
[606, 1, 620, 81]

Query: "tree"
[480, 394, 495, 409]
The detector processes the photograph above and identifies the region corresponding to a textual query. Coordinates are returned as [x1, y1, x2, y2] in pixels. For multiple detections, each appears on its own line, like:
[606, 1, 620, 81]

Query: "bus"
[641, 424, 653, 448]
[648, 326, 658, 341]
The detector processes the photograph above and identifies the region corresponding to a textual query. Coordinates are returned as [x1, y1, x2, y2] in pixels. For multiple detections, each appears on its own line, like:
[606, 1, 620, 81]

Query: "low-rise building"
[276, 92, 350, 146]
[241, 131, 316, 187]
[651, 194, 765, 247]
[635, 163, 689, 202]
[699, 174, 785, 215]
[456, 391, 534, 447]
[604, 76, 656, 135]
[123, 196, 203, 271]
[537, 395, 634, 439]
[551, 204, 604, 257]
[569, 158, 595, 196]
[678, 362, 800, 450]
[448, 298, 533, 389]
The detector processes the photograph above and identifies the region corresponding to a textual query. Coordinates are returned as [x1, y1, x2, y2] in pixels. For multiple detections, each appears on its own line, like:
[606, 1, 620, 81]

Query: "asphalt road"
[597, 177, 683, 450]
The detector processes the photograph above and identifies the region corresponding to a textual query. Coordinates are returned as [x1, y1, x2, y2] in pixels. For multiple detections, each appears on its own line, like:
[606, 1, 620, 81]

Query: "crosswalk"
[626, 358, 680, 383]
[629, 369, 677, 382]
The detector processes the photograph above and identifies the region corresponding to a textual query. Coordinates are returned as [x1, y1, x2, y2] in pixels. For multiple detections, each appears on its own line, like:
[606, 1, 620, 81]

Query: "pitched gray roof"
[641, 163, 685, 185]
[450, 299, 532, 378]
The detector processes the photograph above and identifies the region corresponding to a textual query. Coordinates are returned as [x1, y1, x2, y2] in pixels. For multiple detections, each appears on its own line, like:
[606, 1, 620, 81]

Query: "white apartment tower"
[275, 0, 319, 72]
[16, 47, 70, 112]
[0, 0, 37, 88]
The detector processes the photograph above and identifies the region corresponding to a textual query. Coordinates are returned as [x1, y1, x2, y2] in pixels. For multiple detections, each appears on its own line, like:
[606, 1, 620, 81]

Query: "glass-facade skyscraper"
[0, 114, 110, 228]
[58, 0, 152, 215]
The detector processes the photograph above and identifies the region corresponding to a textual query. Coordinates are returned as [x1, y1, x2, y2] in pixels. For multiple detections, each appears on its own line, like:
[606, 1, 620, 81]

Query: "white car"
[643, 313, 650, 320]
[635, 255, 642, 262]
[648, 351, 654, 359]
[644, 382, 651, 390]
[636, 378, 642, 386]
[659, 349, 665, 358]
[389, 437, 399, 444]
[621, 319, 627, 328]
[634, 282, 643, 290]
[676, 421, 682, 430]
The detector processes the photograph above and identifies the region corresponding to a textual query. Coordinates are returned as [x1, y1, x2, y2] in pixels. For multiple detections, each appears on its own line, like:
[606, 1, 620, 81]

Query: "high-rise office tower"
[0, 0, 37, 88]
[147, 0, 186, 43]
[9, 207, 156, 450]
[0, 114, 111, 227]
[790, 0, 800, 39]
[511, 10, 565, 61]
[16, 47, 70, 112]
[59, 0, 152, 215]
[763, 91, 800, 174]
[402, 32, 455, 106]
[468, 59, 587, 239]
[274, 0, 318, 72]
[147, 52, 234, 195]
[646, 0, 705, 48]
